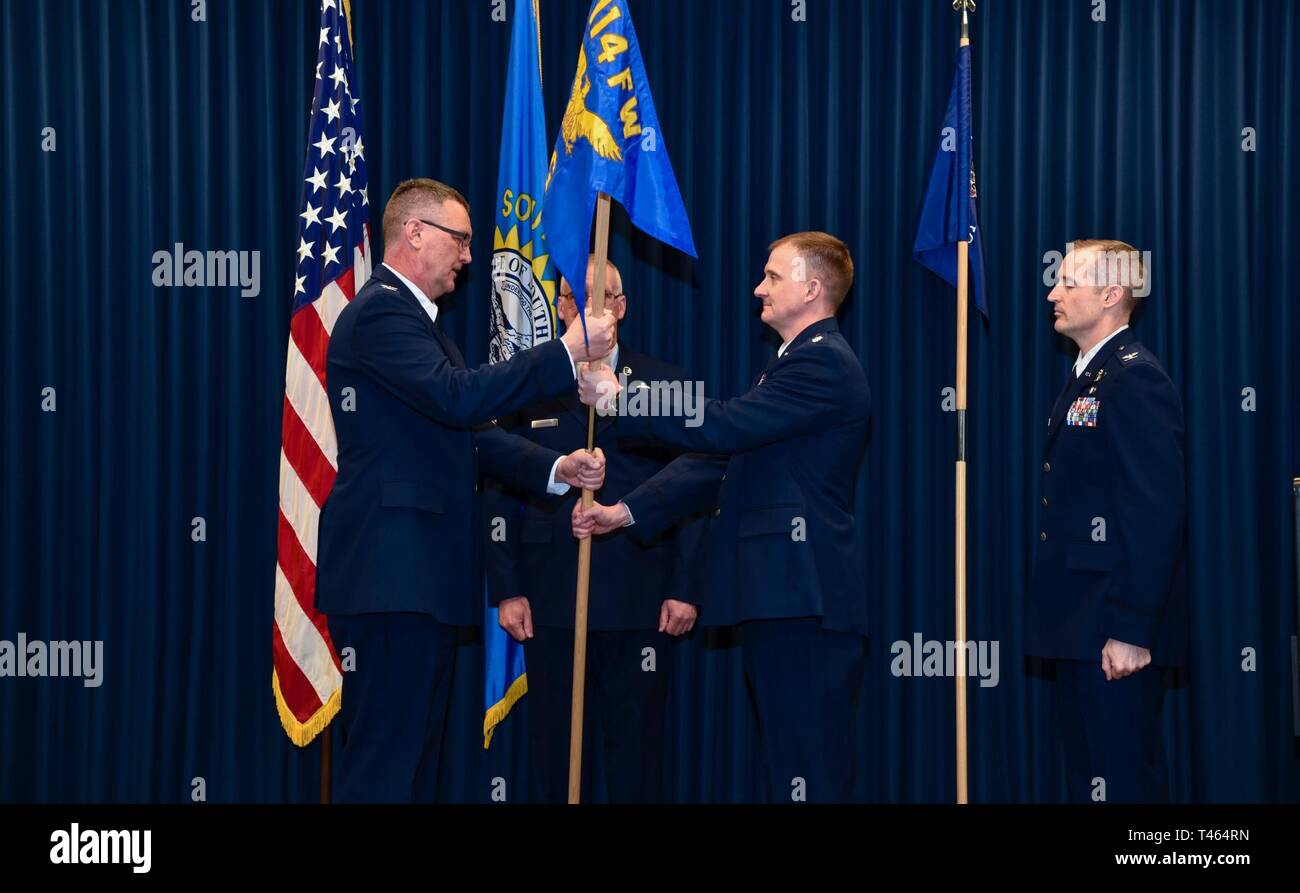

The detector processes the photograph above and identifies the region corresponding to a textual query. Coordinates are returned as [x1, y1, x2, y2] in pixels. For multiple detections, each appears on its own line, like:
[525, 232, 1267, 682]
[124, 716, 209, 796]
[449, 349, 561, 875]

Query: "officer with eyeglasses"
[316, 177, 616, 802]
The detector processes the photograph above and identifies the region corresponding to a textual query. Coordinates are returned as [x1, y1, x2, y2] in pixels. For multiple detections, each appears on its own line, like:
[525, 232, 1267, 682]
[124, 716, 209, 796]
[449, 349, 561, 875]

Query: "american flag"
[273, 0, 371, 746]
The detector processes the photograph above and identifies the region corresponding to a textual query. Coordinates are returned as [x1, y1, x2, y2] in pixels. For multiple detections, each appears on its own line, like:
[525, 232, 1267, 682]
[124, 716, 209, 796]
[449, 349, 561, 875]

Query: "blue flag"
[545, 0, 696, 324]
[913, 45, 987, 316]
[483, 0, 552, 749]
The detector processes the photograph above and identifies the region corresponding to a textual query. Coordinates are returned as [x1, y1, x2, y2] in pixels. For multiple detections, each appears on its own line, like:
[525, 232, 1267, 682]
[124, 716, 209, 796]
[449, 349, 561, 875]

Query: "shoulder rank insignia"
[379, 282, 397, 291]
[530, 418, 559, 429]
[1121, 351, 1140, 362]
[1066, 396, 1100, 427]
[811, 334, 824, 343]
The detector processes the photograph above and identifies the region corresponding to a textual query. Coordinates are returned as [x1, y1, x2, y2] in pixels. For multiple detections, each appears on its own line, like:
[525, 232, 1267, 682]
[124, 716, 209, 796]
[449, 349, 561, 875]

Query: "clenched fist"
[578, 362, 621, 411]
[557, 447, 606, 491]
[1101, 638, 1151, 680]
[561, 309, 616, 362]
[572, 499, 631, 538]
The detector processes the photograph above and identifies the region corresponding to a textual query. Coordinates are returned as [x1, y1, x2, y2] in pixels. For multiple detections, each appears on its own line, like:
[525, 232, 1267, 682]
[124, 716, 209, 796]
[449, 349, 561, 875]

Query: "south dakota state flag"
[913, 44, 988, 316]
[545, 0, 696, 323]
[483, 0, 554, 749]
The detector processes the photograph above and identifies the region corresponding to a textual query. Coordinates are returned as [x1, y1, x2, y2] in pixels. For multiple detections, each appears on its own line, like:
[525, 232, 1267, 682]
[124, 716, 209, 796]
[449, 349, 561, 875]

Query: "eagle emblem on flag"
[562, 47, 622, 161]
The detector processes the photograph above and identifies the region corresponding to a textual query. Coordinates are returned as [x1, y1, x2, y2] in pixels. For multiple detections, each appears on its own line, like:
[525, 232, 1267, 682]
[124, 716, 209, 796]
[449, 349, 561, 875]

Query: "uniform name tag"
[1066, 396, 1099, 427]
[530, 418, 559, 429]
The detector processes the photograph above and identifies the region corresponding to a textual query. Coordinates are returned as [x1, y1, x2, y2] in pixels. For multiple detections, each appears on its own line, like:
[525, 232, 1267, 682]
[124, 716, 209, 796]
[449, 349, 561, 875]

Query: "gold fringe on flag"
[482, 673, 529, 749]
[273, 669, 342, 748]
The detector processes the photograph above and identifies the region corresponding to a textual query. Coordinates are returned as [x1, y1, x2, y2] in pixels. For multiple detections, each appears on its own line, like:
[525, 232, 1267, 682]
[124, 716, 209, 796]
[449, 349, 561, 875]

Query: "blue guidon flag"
[544, 0, 696, 331]
[489, 0, 556, 366]
[483, 0, 554, 749]
[913, 43, 988, 316]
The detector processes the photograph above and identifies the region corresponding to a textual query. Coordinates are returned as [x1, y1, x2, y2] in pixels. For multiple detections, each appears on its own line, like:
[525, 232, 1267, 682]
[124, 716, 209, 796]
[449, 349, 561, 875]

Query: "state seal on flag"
[489, 226, 555, 364]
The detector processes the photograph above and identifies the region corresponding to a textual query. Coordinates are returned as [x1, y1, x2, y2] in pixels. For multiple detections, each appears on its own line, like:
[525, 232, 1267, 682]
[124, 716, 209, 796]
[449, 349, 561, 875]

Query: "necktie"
[1049, 368, 1080, 428]
[754, 351, 781, 389]
[431, 322, 465, 369]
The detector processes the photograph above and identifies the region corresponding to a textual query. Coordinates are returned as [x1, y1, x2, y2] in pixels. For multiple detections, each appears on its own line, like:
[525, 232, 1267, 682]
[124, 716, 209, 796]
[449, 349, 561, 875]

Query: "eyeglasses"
[412, 218, 472, 252]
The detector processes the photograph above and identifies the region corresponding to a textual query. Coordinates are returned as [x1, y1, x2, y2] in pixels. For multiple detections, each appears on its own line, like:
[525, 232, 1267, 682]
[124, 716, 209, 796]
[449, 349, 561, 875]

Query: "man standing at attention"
[487, 256, 702, 803]
[1029, 238, 1187, 803]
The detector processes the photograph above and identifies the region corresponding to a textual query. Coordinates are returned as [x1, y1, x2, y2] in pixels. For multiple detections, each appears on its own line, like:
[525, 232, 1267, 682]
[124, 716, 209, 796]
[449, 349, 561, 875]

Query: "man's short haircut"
[382, 178, 471, 246]
[768, 231, 855, 309]
[1071, 238, 1147, 313]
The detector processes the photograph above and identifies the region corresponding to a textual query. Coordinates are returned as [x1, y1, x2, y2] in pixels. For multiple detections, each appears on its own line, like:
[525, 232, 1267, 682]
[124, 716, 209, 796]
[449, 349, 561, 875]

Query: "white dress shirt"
[1074, 324, 1129, 378]
[382, 263, 571, 494]
[384, 262, 438, 325]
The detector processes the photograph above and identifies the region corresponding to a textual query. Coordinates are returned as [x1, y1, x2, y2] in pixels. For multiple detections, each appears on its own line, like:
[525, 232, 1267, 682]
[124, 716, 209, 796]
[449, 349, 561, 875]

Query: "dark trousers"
[524, 625, 672, 803]
[326, 612, 457, 803]
[740, 617, 867, 804]
[1053, 659, 1170, 803]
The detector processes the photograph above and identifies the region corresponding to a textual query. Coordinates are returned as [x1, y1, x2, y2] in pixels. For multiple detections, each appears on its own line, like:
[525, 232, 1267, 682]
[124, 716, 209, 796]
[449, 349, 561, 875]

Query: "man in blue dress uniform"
[485, 257, 702, 803]
[316, 178, 613, 802]
[573, 232, 871, 803]
[1028, 238, 1187, 803]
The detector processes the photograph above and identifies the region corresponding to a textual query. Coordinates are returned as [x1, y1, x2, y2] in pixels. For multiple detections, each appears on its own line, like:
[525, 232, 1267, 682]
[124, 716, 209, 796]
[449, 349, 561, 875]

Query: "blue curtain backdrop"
[1, 0, 1297, 803]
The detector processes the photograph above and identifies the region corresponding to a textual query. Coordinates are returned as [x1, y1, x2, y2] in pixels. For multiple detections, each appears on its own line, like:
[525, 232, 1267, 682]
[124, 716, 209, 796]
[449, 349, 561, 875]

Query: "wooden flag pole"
[954, 0, 974, 807]
[568, 192, 613, 803]
[320, 728, 332, 804]
[955, 238, 969, 805]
